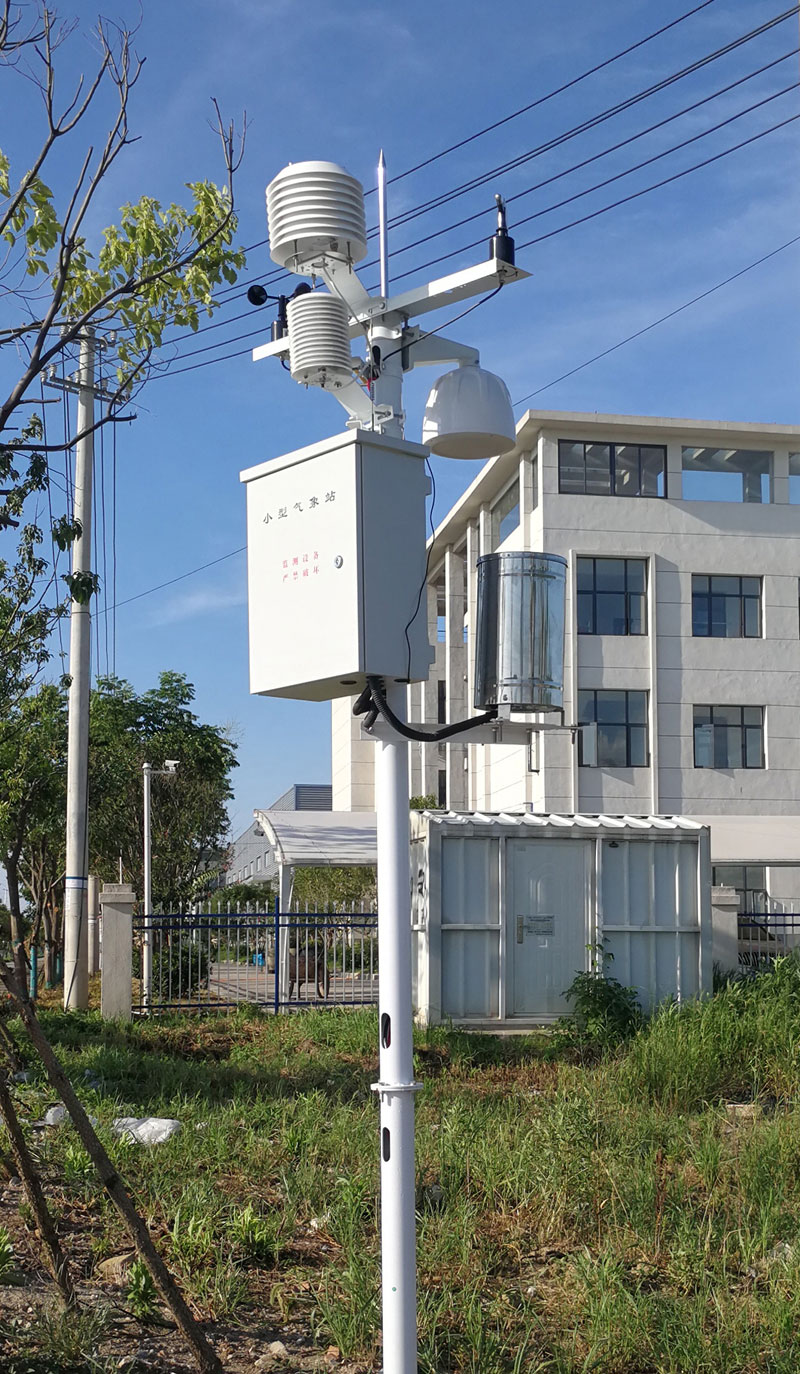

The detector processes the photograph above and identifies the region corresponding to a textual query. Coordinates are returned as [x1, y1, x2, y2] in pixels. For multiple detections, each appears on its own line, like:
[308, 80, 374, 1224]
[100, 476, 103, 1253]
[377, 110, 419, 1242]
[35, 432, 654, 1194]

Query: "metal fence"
[738, 912, 800, 970]
[132, 900, 378, 1015]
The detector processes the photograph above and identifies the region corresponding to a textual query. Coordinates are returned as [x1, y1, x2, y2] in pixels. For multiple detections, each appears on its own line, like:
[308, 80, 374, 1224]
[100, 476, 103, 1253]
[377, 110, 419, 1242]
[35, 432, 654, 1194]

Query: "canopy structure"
[253, 810, 377, 903]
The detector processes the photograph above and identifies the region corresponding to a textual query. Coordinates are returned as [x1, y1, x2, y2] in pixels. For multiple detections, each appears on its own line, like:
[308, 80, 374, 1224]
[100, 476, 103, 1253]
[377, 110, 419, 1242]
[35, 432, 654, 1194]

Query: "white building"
[332, 410, 800, 910]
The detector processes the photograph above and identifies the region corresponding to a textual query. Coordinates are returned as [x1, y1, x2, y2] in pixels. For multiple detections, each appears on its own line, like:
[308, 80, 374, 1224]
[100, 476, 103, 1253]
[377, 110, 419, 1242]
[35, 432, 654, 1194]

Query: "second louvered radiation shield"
[287, 293, 352, 389]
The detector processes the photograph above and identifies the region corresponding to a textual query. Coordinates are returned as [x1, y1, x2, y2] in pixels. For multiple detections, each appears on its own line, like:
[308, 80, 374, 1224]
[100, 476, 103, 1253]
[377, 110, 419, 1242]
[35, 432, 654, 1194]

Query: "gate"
[132, 900, 378, 1015]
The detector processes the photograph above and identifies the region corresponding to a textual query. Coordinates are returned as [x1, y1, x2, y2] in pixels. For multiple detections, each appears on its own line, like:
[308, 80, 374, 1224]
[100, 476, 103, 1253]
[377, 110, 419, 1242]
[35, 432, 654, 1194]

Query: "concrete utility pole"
[63, 329, 95, 1011]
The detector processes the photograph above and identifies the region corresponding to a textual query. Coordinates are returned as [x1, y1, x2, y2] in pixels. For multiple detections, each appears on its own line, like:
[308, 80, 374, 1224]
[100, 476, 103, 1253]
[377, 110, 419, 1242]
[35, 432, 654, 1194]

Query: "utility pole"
[62, 329, 95, 1011]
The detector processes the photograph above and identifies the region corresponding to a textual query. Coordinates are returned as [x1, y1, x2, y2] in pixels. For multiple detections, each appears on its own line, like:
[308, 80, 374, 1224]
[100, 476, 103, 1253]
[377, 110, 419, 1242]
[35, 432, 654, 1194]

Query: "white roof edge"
[420, 810, 704, 832]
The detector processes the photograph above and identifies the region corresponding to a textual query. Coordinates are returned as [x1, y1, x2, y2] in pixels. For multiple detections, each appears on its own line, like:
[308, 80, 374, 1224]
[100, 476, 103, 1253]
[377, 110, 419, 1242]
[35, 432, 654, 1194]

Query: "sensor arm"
[395, 331, 479, 371]
[251, 259, 529, 364]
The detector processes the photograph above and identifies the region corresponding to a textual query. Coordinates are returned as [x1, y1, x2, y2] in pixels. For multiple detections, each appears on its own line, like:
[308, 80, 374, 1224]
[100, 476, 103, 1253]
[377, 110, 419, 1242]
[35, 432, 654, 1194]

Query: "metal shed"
[410, 811, 711, 1027]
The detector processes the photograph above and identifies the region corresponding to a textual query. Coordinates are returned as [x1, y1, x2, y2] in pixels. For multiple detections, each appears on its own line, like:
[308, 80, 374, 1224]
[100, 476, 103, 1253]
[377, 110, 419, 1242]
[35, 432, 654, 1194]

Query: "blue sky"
[3, 0, 799, 845]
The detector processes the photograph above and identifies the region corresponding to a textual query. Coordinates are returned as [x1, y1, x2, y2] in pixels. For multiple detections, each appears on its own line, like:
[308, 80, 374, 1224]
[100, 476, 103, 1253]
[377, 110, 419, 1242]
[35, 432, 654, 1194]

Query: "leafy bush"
[556, 942, 642, 1052]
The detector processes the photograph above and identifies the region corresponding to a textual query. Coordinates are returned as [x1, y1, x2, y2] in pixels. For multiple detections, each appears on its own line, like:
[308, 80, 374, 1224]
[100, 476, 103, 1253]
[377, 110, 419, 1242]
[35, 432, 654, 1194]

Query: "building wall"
[329, 411, 800, 899]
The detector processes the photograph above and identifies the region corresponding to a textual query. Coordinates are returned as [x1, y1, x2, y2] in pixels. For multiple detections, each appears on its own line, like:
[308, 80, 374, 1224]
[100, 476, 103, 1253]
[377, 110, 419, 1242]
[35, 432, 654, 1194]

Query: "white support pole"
[142, 763, 152, 1007]
[63, 329, 94, 1011]
[372, 680, 419, 1374]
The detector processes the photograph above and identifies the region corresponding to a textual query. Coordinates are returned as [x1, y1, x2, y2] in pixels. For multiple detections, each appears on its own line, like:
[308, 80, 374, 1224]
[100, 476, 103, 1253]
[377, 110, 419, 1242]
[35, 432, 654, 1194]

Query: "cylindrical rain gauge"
[474, 552, 567, 711]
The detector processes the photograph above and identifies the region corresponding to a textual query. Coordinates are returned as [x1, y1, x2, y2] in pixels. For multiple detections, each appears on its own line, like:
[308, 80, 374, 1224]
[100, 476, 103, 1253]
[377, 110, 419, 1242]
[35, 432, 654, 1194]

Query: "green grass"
[4, 963, 800, 1371]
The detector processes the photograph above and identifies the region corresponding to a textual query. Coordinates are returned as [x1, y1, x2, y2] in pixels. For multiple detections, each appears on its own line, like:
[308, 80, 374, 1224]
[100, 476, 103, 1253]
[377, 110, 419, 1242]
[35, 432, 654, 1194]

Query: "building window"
[437, 769, 447, 807]
[578, 689, 649, 767]
[577, 557, 647, 635]
[558, 441, 666, 497]
[693, 705, 764, 768]
[527, 733, 540, 772]
[712, 864, 767, 913]
[491, 480, 520, 546]
[682, 447, 771, 503]
[691, 575, 761, 638]
[437, 679, 447, 724]
[256, 855, 261, 871]
[790, 454, 800, 504]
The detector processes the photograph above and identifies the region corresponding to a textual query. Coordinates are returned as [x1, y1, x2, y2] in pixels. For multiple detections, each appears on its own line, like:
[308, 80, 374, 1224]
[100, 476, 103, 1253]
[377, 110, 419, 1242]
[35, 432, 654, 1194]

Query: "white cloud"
[145, 583, 247, 628]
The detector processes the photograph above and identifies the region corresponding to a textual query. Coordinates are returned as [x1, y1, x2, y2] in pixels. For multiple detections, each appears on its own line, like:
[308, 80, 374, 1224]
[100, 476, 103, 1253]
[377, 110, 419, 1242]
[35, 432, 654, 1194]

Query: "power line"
[512, 232, 800, 405]
[388, 107, 800, 284]
[165, 71, 798, 370]
[158, 22, 798, 360]
[93, 545, 247, 617]
[187, 0, 740, 312]
[124, 233, 799, 612]
[149, 106, 799, 381]
[369, 51, 798, 270]
[379, 6, 798, 236]
[378, 0, 725, 191]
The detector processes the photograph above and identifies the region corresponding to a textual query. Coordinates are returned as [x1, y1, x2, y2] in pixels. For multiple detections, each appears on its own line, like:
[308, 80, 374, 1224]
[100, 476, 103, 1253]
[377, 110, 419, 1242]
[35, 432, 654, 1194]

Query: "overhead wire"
[377, 5, 799, 234]
[511, 232, 800, 406]
[387, 107, 800, 285]
[107, 229, 799, 609]
[92, 545, 247, 618]
[363, 50, 799, 270]
[162, 0, 743, 316]
[376, 0, 725, 191]
[148, 104, 799, 382]
[154, 39, 799, 373]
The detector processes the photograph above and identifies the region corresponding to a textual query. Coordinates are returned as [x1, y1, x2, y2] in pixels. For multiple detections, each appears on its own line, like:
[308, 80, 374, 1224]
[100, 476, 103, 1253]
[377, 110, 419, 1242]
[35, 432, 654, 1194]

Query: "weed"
[555, 941, 642, 1052]
[0, 1226, 16, 1280]
[35, 1304, 112, 1370]
[229, 1201, 288, 1265]
[127, 1256, 158, 1321]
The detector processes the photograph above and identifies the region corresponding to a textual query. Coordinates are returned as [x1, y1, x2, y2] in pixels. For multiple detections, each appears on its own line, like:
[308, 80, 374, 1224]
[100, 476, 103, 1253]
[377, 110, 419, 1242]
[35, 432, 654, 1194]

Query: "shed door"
[506, 839, 591, 1018]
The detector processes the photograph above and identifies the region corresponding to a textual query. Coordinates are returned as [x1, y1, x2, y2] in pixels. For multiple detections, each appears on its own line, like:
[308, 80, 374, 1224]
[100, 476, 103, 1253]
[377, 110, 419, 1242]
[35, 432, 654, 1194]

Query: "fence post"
[711, 885, 740, 976]
[99, 883, 136, 1020]
[273, 894, 280, 1015]
[87, 875, 100, 977]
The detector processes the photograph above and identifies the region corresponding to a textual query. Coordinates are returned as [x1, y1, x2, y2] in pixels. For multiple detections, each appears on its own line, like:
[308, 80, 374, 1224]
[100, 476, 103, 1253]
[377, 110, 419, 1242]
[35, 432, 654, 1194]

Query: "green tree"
[88, 672, 238, 908]
[0, 4, 245, 726]
[0, 682, 67, 984]
[292, 866, 377, 911]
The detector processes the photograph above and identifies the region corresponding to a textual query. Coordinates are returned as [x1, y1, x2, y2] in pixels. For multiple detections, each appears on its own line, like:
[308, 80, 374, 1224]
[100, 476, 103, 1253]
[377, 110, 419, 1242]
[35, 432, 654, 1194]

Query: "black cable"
[373, 286, 503, 372]
[363, 676, 498, 743]
[512, 232, 800, 406]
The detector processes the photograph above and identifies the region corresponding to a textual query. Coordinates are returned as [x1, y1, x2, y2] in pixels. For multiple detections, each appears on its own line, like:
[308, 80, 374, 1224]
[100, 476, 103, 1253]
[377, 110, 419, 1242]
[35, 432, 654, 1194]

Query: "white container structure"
[410, 811, 711, 1025]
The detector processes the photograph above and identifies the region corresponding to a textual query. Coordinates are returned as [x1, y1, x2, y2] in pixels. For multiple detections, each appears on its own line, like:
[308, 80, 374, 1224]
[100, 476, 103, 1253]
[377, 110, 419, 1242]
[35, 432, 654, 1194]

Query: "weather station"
[241, 154, 570, 1374]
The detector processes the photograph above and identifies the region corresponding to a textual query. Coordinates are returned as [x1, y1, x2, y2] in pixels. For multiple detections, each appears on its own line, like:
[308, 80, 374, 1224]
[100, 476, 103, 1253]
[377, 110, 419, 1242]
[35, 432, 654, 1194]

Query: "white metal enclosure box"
[410, 811, 712, 1026]
[241, 430, 434, 701]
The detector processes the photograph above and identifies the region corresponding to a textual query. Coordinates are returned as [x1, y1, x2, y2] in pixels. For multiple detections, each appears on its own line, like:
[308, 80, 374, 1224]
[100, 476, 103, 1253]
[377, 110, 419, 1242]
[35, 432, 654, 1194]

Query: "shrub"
[556, 942, 642, 1053]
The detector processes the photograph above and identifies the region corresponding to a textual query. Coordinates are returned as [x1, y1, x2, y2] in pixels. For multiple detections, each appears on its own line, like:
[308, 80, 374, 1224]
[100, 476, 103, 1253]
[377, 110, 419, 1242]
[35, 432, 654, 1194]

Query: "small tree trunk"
[5, 854, 29, 997]
[0, 1070, 77, 1308]
[0, 965, 223, 1374]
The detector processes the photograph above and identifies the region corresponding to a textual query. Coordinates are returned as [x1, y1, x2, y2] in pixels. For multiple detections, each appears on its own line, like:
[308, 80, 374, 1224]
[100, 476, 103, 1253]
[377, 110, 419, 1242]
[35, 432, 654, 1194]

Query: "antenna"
[378, 149, 389, 298]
